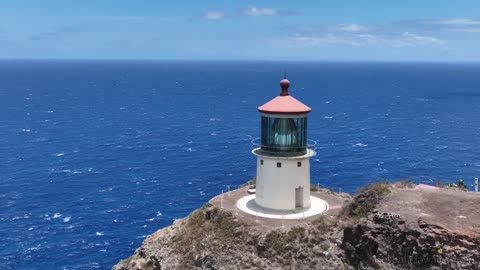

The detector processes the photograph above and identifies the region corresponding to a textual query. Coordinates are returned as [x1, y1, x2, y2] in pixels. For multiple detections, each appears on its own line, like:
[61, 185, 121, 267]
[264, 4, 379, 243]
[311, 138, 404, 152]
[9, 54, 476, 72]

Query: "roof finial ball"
[280, 78, 290, 96]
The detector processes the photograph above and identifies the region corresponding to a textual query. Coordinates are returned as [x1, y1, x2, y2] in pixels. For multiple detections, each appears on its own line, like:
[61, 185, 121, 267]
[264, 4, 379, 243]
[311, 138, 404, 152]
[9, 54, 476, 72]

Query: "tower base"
[236, 194, 328, 220]
[253, 148, 316, 211]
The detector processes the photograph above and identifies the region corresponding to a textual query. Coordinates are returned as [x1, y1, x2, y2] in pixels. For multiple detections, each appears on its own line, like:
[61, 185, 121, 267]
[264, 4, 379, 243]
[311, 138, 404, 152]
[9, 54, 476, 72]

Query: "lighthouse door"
[295, 187, 303, 209]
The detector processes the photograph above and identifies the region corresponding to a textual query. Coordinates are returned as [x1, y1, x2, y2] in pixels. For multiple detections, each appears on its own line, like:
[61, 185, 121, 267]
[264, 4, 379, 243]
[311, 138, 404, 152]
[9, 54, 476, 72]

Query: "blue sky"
[1, 1, 480, 61]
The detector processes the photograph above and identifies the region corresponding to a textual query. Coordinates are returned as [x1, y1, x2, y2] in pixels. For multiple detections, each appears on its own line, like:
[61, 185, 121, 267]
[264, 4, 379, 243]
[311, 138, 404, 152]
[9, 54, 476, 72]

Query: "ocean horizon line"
[1, 58, 480, 65]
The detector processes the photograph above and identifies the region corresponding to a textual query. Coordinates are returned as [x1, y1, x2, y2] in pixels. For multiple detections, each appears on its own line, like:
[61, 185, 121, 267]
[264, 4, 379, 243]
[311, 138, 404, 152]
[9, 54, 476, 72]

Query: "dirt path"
[377, 186, 480, 234]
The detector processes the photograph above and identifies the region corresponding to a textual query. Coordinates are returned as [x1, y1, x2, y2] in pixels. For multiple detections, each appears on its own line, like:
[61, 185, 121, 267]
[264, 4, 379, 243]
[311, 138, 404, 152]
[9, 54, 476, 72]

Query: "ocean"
[1, 60, 479, 269]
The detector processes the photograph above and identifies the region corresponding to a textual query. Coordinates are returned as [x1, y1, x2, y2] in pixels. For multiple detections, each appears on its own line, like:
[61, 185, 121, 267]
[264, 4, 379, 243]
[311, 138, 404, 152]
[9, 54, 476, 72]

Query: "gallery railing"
[251, 138, 317, 157]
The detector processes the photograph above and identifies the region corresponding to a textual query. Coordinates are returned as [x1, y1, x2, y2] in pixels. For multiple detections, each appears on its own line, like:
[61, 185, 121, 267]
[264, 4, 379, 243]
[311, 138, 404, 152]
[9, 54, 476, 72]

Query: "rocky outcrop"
[113, 205, 346, 270]
[342, 212, 480, 269]
[113, 183, 480, 270]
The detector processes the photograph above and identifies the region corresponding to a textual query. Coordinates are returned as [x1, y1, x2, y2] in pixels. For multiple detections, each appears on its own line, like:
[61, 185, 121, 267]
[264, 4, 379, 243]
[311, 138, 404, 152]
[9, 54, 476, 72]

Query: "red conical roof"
[258, 79, 311, 114]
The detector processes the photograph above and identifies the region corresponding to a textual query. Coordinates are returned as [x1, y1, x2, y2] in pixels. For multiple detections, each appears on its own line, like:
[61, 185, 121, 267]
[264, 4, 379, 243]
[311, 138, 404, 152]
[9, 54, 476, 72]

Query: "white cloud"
[435, 18, 480, 26]
[245, 6, 277, 16]
[279, 19, 459, 49]
[447, 28, 480, 33]
[285, 31, 445, 48]
[204, 11, 224, 20]
[389, 32, 445, 47]
[330, 24, 370, 32]
[290, 35, 369, 47]
[425, 18, 480, 34]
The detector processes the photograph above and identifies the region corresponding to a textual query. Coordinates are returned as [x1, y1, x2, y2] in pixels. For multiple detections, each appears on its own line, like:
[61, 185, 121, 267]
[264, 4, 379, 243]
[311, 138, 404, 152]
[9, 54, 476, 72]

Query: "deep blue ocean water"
[1, 60, 479, 269]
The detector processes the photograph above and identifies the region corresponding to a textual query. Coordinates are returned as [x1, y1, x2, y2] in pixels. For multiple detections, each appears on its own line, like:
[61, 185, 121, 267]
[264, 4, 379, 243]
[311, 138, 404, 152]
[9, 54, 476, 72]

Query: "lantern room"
[256, 79, 312, 156]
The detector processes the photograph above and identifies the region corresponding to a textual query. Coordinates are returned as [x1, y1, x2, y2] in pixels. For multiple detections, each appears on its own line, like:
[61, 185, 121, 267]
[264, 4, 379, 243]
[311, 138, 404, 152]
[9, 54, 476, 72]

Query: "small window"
[260, 159, 264, 165]
[277, 162, 282, 168]
[297, 162, 302, 167]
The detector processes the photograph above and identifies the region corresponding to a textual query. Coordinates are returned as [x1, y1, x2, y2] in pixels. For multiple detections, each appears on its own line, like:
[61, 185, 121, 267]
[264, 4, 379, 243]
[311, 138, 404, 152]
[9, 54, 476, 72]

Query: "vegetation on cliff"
[114, 182, 480, 270]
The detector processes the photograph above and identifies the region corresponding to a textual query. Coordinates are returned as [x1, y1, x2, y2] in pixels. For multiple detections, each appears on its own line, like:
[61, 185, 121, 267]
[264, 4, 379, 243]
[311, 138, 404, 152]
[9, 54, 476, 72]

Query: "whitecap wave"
[352, 143, 368, 148]
[412, 97, 432, 102]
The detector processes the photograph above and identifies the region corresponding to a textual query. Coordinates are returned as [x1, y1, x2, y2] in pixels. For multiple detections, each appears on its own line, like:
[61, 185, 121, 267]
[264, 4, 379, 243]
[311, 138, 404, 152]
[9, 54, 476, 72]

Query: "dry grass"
[242, 177, 256, 187]
[262, 226, 308, 258]
[434, 180, 445, 188]
[393, 178, 415, 189]
[117, 256, 134, 269]
[312, 215, 338, 232]
[171, 205, 242, 268]
[340, 181, 391, 219]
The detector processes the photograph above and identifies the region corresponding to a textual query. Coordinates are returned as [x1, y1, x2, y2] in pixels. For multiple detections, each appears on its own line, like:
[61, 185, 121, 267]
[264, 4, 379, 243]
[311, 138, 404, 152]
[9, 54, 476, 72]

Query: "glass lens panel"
[260, 116, 307, 154]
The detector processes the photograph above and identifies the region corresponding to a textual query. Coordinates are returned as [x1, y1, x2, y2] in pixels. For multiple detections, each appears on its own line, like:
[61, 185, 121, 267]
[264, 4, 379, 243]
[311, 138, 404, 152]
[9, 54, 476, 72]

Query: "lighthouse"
[252, 78, 316, 211]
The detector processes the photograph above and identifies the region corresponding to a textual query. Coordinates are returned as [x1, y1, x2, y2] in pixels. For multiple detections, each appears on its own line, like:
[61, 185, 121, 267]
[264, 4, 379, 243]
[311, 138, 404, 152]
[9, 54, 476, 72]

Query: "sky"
[1, 1, 480, 61]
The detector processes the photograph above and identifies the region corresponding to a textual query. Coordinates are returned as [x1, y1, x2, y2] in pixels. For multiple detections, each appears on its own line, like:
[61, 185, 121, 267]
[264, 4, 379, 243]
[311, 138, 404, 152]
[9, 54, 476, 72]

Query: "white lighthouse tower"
[252, 78, 316, 211]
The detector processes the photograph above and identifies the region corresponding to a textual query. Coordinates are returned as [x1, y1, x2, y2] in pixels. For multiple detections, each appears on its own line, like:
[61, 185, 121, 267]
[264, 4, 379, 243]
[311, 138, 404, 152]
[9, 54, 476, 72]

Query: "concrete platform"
[236, 194, 329, 219]
[209, 185, 350, 230]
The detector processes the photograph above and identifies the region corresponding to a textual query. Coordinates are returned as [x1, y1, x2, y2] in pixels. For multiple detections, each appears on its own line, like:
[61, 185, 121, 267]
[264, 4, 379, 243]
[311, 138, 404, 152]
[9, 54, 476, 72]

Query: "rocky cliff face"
[342, 183, 480, 269]
[342, 214, 480, 269]
[113, 205, 346, 270]
[113, 183, 480, 270]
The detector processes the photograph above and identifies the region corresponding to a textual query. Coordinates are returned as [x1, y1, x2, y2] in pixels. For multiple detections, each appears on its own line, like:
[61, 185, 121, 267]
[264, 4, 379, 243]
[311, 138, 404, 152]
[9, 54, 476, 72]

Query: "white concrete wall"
[255, 156, 311, 210]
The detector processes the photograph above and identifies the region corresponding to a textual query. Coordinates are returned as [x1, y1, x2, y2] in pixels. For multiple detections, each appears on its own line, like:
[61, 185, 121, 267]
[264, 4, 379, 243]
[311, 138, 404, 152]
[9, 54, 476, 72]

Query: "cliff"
[113, 182, 480, 270]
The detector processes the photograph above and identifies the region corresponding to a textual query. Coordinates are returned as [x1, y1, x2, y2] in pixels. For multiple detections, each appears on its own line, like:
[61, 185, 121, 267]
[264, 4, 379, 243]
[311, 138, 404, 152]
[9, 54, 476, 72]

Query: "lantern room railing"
[251, 138, 317, 157]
